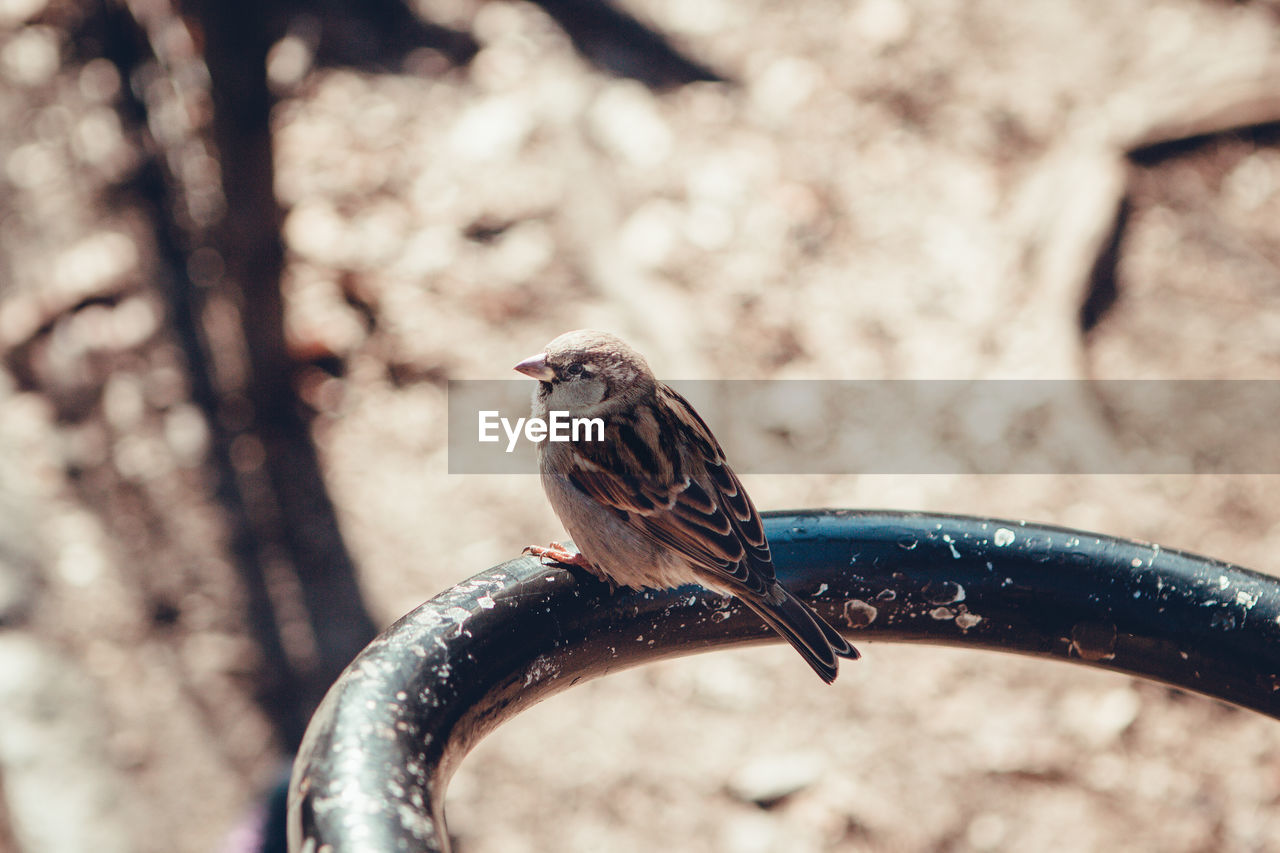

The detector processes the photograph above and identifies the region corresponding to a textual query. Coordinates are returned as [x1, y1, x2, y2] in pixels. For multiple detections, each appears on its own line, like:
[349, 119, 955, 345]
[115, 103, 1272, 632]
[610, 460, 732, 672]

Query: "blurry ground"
[3, 0, 1280, 851]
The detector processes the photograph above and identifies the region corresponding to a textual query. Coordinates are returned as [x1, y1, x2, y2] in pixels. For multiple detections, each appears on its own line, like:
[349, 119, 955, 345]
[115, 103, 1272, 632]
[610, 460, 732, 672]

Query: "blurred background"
[3, 0, 1280, 851]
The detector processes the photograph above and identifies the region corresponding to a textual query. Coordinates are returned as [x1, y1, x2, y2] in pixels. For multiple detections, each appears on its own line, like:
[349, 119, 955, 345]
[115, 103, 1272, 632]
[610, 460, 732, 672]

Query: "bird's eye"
[563, 363, 585, 377]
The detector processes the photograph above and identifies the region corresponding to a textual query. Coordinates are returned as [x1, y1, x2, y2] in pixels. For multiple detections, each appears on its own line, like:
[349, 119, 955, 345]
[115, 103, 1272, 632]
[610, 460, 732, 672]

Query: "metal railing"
[286, 510, 1280, 852]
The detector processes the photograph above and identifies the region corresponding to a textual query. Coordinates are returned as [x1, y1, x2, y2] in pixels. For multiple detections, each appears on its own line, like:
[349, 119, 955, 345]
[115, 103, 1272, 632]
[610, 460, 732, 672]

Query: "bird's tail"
[740, 583, 860, 684]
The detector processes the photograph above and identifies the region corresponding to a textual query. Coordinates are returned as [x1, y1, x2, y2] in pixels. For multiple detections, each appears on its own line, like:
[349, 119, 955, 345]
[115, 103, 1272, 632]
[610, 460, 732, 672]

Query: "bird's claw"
[523, 542, 594, 569]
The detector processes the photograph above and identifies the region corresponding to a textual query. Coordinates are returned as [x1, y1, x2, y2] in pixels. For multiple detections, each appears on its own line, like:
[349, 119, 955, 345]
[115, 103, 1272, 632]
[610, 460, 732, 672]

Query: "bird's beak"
[514, 352, 555, 381]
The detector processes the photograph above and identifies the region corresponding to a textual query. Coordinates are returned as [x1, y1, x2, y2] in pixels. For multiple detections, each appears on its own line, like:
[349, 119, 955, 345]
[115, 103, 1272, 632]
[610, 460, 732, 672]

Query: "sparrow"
[515, 330, 859, 683]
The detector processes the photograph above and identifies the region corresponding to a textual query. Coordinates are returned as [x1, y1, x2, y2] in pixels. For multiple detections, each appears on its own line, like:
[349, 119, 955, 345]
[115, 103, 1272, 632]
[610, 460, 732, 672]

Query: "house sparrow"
[515, 330, 859, 683]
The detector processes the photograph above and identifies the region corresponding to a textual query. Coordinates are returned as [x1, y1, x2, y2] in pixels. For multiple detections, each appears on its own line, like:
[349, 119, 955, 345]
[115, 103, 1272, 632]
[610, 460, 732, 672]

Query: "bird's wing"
[566, 384, 776, 594]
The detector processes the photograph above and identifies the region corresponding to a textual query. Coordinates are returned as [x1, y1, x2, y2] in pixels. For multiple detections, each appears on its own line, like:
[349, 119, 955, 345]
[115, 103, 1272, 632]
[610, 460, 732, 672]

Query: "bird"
[514, 329, 859, 683]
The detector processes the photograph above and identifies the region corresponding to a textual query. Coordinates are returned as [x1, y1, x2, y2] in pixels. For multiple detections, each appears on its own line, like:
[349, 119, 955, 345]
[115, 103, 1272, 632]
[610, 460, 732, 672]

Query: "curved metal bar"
[287, 510, 1280, 852]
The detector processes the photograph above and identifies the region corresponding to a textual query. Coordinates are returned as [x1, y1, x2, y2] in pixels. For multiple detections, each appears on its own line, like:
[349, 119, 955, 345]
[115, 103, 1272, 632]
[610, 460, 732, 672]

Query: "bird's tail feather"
[740, 584, 860, 684]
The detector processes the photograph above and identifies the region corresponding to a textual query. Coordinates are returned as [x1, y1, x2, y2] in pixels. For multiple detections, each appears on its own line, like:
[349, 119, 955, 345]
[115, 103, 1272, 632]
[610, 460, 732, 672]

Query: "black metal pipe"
[287, 510, 1280, 852]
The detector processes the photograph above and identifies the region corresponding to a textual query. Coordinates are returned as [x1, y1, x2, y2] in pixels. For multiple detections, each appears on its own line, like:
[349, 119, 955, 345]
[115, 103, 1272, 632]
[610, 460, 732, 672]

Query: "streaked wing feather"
[566, 385, 777, 592]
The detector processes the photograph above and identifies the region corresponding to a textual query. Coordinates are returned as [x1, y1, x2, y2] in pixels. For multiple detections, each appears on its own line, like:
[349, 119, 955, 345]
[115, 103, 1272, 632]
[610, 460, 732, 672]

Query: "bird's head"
[514, 330, 656, 417]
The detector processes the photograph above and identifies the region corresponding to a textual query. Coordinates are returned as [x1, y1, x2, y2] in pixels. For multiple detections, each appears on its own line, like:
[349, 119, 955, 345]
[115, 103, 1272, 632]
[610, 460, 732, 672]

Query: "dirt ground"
[4, 0, 1280, 851]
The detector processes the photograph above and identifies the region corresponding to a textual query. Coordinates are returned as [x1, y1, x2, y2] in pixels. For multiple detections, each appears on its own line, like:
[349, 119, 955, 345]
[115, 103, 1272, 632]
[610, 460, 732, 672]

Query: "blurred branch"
[0, 773, 15, 853]
[97, 0, 378, 749]
[283, 0, 722, 87]
[1079, 67, 1280, 334]
[178, 0, 383, 747]
[301, 0, 478, 71]
[527, 0, 726, 88]
[1125, 76, 1280, 162]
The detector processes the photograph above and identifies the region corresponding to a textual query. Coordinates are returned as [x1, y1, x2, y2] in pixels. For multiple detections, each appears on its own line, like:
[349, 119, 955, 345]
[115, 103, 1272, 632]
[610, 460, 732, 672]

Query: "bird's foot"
[523, 542, 594, 570]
